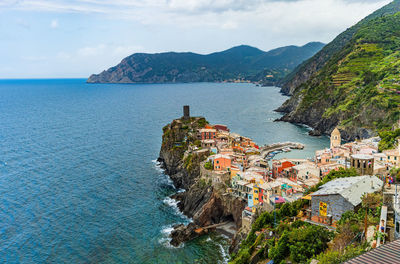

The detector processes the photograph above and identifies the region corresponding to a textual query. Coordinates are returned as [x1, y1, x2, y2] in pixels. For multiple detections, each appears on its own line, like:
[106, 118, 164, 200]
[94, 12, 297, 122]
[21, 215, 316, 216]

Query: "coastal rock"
[159, 117, 246, 247]
[170, 223, 206, 247]
[308, 129, 322, 136]
[229, 228, 248, 254]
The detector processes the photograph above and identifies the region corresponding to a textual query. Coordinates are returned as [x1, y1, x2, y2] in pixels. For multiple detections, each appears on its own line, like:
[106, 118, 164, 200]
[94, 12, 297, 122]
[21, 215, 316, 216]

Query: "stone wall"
[311, 194, 354, 222]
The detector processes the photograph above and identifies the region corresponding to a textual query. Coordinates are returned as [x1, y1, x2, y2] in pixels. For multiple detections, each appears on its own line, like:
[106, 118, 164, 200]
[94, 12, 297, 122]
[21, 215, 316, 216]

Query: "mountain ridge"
[86, 42, 324, 84]
[279, 0, 400, 95]
[277, 8, 400, 140]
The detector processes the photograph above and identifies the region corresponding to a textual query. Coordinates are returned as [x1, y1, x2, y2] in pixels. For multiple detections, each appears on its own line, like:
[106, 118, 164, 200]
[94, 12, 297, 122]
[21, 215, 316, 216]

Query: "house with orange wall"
[199, 128, 217, 140]
[272, 160, 294, 178]
[214, 154, 232, 171]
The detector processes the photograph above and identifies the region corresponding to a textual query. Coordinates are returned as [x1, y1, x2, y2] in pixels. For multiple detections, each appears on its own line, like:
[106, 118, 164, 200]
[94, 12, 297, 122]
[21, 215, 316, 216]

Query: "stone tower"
[183, 105, 190, 120]
[330, 127, 341, 149]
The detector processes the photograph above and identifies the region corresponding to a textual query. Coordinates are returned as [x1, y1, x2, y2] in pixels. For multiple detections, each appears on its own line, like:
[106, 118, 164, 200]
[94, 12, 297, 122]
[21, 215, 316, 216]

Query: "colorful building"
[214, 124, 230, 132]
[272, 160, 294, 178]
[214, 154, 232, 171]
[288, 162, 320, 182]
[310, 176, 383, 225]
[383, 142, 400, 166]
[199, 128, 217, 140]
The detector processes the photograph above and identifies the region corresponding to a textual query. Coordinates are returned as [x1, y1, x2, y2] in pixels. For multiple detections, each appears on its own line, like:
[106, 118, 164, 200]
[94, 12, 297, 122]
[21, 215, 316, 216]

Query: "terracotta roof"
[345, 239, 400, 264]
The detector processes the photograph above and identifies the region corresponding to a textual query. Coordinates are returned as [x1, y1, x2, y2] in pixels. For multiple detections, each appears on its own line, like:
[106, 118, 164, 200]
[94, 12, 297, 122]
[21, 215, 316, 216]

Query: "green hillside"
[278, 12, 400, 139]
[280, 0, 400, 95]
[87, 42, 324, 84]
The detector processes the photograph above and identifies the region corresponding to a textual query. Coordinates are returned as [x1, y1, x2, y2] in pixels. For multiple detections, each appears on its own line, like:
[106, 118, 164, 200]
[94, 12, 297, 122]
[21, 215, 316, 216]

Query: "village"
[184, 112, 400, 252]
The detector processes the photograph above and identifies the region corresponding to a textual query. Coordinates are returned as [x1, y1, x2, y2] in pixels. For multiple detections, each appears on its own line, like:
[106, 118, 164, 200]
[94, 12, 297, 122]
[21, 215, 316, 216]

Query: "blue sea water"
[0, 79, 329, 263]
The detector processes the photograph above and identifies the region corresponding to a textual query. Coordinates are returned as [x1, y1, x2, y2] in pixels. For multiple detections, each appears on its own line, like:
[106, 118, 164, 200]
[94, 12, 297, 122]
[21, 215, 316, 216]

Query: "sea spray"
[159, 225, 185, 249]
[162, 197, 192, 223]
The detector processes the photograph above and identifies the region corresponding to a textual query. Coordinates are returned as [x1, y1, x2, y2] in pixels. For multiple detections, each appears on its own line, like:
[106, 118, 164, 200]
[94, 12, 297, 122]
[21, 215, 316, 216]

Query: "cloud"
[50, 19, 58, 28]
[74, 44, 144, 57]
[3, 0, 392, 16]
[0, 0, 394, 78]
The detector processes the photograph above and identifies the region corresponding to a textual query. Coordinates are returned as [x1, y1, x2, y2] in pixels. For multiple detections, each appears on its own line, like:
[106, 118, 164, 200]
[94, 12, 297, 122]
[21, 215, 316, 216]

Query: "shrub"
[204, 161, 213, 170]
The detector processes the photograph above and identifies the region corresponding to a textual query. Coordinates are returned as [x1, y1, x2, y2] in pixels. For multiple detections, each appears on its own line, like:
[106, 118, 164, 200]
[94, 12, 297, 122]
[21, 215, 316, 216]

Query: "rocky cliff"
[276, 2, 400, 141]
[279, 0, 400, 95]
[158, 117, 246, 247]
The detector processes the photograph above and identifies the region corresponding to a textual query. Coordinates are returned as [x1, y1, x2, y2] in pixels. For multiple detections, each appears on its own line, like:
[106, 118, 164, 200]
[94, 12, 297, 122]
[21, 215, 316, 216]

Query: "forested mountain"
[87, 42, 324, 84]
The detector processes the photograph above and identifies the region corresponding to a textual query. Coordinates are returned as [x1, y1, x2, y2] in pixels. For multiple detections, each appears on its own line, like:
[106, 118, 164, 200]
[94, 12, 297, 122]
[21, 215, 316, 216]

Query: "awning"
[274, 196, 286, 204]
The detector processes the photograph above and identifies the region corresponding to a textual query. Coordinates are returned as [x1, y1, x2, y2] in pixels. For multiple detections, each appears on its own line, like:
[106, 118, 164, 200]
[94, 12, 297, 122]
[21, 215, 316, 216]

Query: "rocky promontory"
[158, 117, 246, 247]
[87, 43, 324, 84]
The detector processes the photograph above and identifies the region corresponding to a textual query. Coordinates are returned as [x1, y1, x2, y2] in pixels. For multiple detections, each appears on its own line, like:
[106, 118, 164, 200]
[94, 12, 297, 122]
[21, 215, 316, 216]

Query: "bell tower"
[330, 127, 341, 149]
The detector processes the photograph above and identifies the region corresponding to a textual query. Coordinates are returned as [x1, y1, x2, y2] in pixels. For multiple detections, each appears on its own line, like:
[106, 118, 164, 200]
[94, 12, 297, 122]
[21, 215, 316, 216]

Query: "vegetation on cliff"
[87, 43, 324, 84]
[279, 11, 400, 139]
[378, 128, 400, 151]
[229, 199, 331, 264]
[229, 168, 383, 264]
[280, 0, 400, 95]
[314, 192, 382, 264]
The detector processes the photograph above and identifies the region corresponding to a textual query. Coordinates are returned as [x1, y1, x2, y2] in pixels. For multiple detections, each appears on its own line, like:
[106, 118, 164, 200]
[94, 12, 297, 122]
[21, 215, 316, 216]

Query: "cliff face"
[87, 43, 324, 84]
[158, 117, 246, 246]
[158, 117, 207, 189]
[276, 4, 400, 140]
[279, 0, 400, 95]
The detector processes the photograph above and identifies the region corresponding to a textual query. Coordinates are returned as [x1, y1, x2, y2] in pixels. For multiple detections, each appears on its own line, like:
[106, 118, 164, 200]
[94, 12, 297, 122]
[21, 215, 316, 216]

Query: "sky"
[0, 0, 392, 78]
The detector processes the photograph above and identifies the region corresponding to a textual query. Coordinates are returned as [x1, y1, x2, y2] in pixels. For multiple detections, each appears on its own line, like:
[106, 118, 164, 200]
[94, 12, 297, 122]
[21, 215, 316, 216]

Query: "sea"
[0, 79, 329, 263]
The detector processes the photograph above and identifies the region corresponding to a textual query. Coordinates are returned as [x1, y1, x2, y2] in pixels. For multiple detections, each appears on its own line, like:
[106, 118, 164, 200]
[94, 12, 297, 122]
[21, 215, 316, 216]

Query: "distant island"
[87, 42, 324, 85]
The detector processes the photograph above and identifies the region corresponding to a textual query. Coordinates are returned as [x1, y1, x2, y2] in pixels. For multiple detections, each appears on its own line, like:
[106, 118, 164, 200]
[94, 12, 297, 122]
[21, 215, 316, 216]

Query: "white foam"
[152, 159, 176, 188]
[161, 225, 174, 235]
[163, 197, 193, 223]
[152, 159, 165, 173]
[177, 188, 186, 193]
[218, 243, 229, 264]
[159, 224, 185, 249]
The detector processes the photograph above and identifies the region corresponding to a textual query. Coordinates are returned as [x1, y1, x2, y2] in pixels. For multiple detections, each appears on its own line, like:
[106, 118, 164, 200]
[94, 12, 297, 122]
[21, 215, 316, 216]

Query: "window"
[216, 160, 219, 164]
[255, 198, 259, 201]
[397, 221, 400, 233]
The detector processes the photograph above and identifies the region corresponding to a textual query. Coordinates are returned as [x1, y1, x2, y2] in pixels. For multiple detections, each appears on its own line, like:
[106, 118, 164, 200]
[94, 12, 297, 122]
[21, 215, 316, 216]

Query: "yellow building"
[384, 140, 400, 166]
[253, 184, 261, 206]
[230, 166, 240, 179]
[330, 127, 341, 149]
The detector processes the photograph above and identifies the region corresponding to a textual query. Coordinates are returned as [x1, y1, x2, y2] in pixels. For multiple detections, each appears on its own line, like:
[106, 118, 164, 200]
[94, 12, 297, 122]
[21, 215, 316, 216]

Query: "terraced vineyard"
[284, 13, 400, 137]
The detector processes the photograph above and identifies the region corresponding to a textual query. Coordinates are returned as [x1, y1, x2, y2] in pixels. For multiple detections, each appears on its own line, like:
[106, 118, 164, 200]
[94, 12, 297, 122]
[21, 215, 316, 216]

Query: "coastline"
[156, 114, 311, 254]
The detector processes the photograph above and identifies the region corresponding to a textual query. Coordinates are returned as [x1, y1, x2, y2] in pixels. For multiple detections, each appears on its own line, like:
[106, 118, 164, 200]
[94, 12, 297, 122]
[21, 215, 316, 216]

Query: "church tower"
[330, 127, 341, 149]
